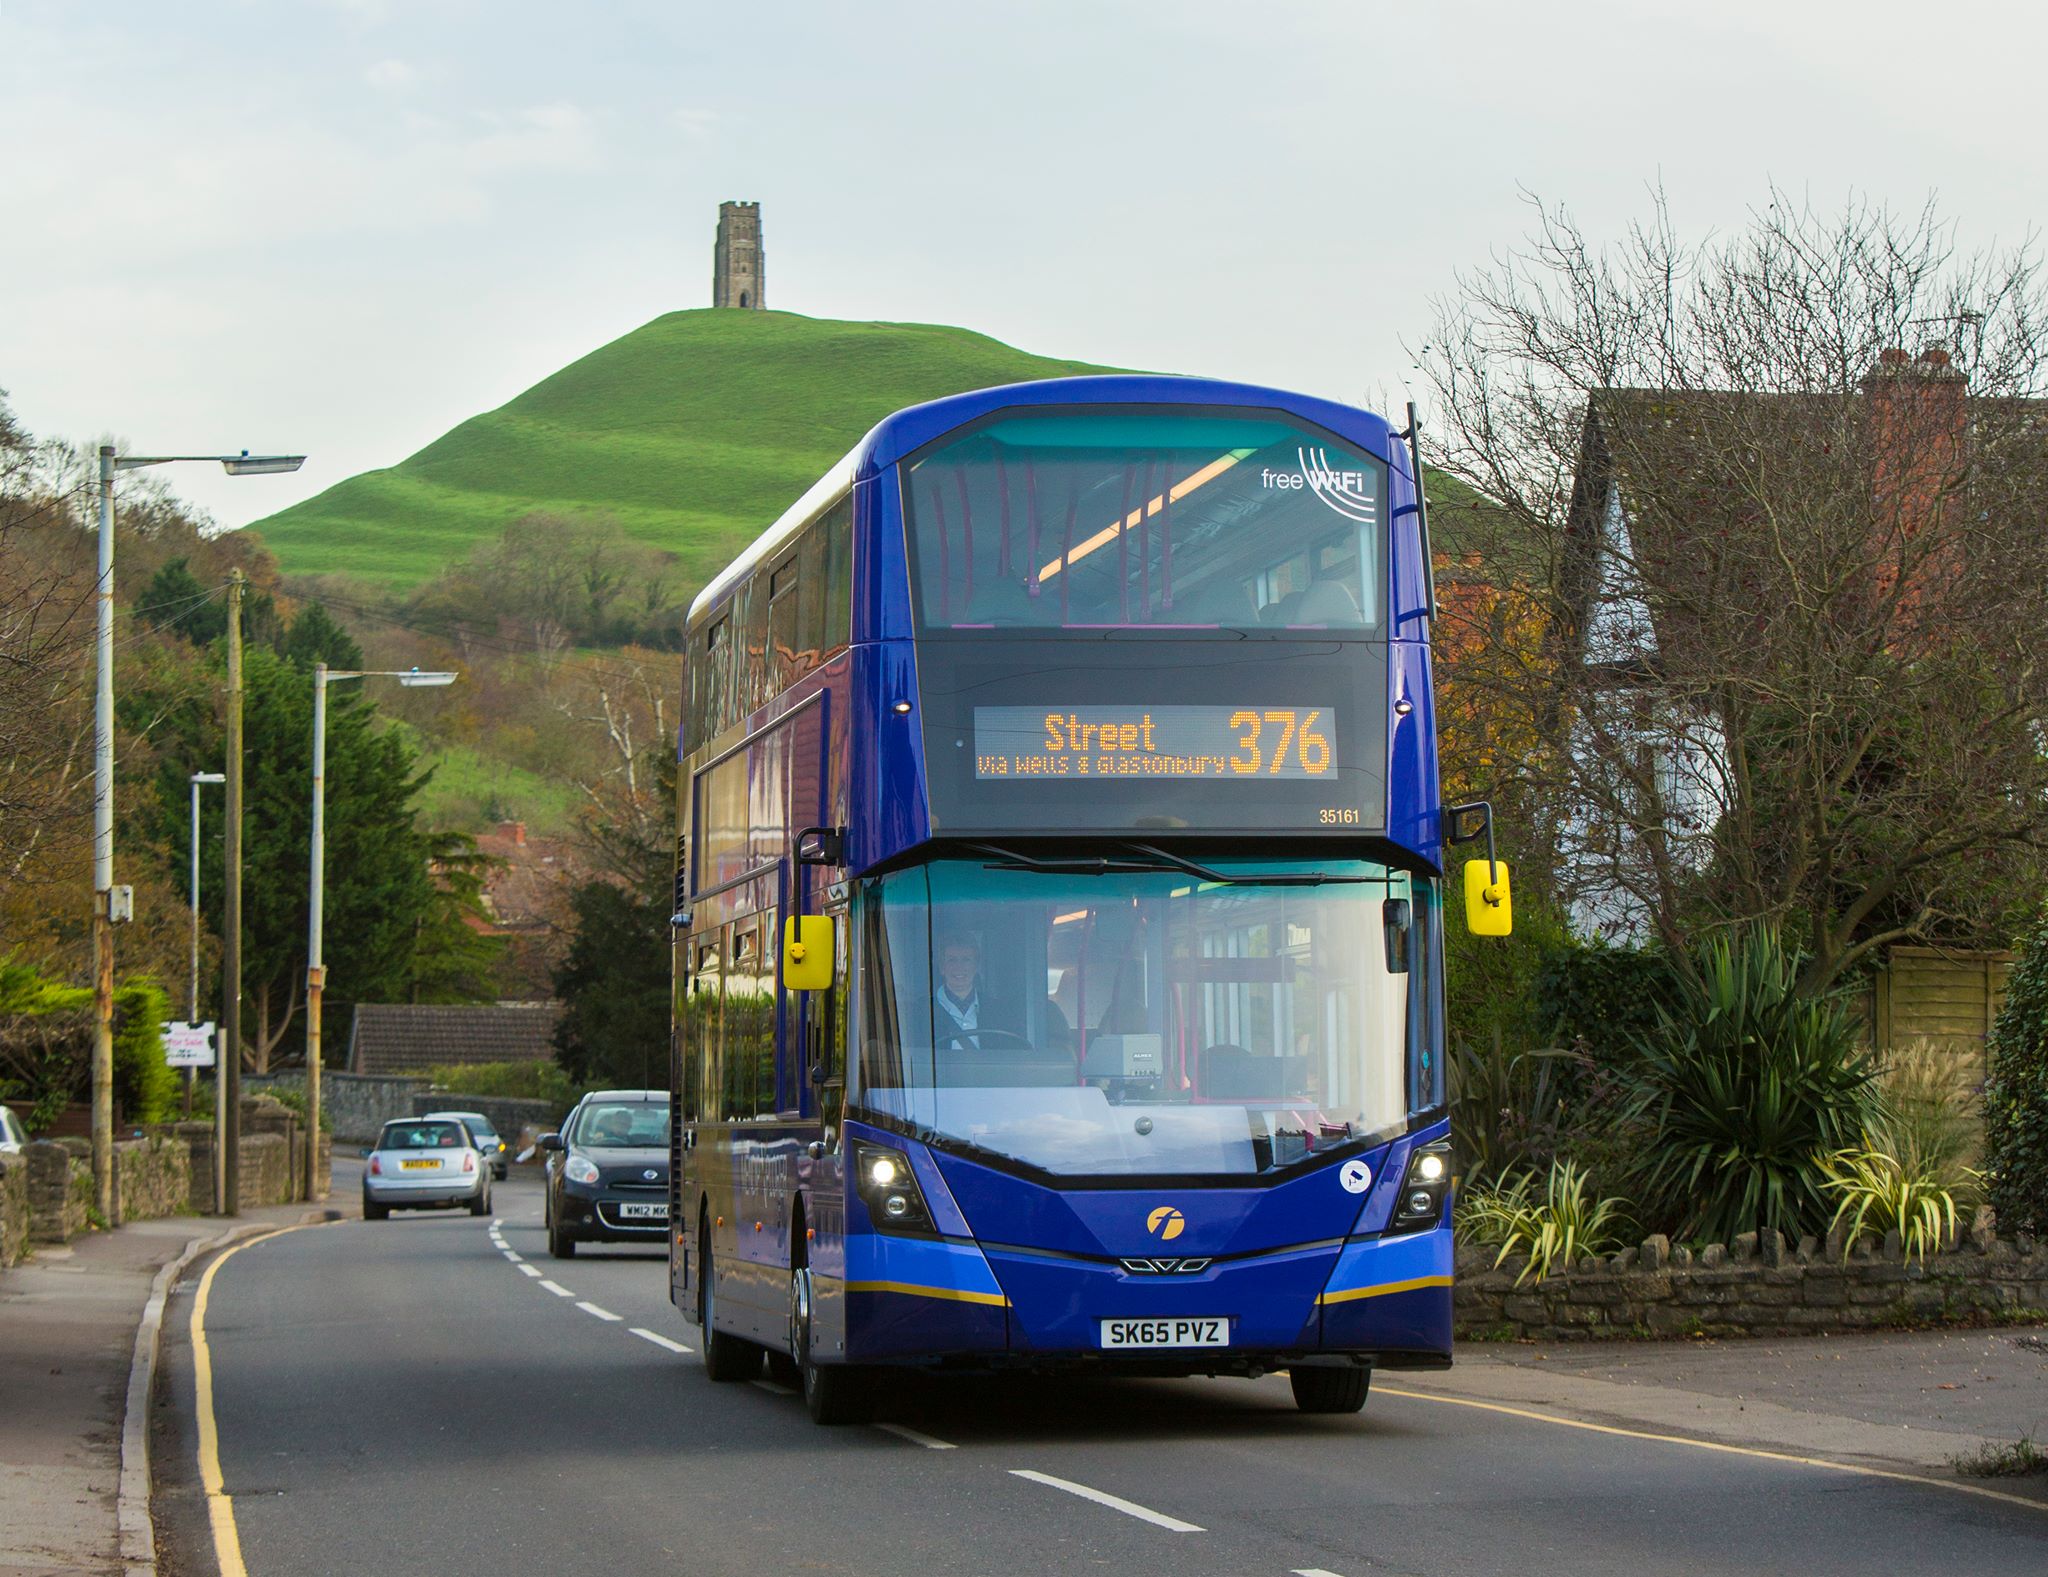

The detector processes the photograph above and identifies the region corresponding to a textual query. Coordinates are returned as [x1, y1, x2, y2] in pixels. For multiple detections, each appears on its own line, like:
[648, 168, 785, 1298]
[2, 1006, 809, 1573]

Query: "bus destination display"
[974, 705, 1337, 781]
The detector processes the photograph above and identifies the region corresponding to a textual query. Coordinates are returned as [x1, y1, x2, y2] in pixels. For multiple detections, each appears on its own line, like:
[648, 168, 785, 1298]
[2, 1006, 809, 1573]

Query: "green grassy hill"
[248, 310, 1129, 590]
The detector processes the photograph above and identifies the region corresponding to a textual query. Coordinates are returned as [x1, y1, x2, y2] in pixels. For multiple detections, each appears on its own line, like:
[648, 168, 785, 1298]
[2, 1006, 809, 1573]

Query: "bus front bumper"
[834, 1227, 1453, 1370]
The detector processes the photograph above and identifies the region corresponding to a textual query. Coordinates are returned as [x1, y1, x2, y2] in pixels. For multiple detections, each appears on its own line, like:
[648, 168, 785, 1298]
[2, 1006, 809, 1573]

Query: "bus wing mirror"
[785, 914, 835, 992]
[795, 826, 844, 867]
[1462, 859, 1512, 937]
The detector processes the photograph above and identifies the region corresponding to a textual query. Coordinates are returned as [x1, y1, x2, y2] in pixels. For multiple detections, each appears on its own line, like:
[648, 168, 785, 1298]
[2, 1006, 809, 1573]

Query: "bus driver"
[933, 931, 988, 1047]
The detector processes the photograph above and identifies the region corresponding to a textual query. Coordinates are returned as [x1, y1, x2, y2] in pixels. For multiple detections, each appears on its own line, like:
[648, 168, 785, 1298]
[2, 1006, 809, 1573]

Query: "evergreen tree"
[136, 557, 227, 646]
[280, 602, 365, 672]
[553, 749, 673, 1089]
[1986, 906, 2048, 1235]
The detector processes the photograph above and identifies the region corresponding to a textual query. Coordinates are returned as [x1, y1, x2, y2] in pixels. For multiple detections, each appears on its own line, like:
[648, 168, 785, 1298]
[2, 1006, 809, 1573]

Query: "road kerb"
[118, 1209, 332, 1576]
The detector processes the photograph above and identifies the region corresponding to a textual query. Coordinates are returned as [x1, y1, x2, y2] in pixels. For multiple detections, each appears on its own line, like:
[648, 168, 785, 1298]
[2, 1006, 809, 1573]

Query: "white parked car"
[0, 1104, 26, 1155]
[361, 1117, 491, 1220]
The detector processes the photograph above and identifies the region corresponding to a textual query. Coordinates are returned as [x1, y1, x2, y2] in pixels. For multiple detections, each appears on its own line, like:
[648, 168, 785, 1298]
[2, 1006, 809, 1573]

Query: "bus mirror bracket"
[1446, 800, 1512, 937]
[796, 826, 844, 867]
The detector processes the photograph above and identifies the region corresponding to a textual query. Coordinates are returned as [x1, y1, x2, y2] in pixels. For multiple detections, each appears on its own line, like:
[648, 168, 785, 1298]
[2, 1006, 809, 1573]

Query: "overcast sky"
[3, 0, 2043, 532]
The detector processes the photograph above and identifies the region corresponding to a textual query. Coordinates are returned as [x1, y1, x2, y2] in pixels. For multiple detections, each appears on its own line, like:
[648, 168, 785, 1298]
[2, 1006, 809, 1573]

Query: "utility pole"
[305, 663, 328, 1203]
[222, 569, 245, 1216]
[91, 447, 117, 1220]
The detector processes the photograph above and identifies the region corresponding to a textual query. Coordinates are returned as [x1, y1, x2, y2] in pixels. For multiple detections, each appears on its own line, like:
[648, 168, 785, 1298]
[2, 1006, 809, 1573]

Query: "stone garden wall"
[24, 1140, 90, 1243]
[1454, 1216, 2048, 1340]
[246, 1070, 427, 1144]
[111, 1134, 191, 1226]
[0, 1154, 27, 1268]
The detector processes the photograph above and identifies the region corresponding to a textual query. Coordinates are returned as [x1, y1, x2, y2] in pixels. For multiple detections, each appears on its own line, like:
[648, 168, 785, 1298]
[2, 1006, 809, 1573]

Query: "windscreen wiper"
[968, 840, 1378, 888]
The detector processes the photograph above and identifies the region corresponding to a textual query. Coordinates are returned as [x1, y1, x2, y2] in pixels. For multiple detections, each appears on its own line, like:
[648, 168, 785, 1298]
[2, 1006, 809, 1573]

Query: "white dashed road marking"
[1008, 1470, 1204, 1533]
[577, 1301, 623, 1322]
[539, 1279, 575, 1298]
[874, 1422, 956, 1450]
[631, 1327, 693, 1354]
[518, 1264, 543, 1278]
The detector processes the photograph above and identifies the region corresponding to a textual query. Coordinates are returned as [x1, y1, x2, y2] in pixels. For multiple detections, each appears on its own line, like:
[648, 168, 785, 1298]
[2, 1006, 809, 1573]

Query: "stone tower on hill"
[713, 201, 764, 309]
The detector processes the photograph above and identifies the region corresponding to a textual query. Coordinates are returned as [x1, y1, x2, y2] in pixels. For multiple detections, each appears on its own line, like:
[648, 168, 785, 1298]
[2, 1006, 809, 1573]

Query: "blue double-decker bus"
[670, 375, 1506, 1423]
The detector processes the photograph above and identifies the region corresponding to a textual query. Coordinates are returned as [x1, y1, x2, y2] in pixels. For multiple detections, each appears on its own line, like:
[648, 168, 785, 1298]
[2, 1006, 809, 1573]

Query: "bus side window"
[1407, 879, 1446, 1114]
[727, 922, 774, 1120]
[693, 936, 723, 1126]
[768, 551, 804, 690]
[737, 575, 770, 719]
[824, 496, 854, 651]
[690, 616, 731, 752]
[797, 518, 826, 671]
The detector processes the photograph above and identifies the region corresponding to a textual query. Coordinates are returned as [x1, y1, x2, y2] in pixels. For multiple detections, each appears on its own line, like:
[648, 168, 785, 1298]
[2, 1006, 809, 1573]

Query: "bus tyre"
[1289, 1365, 1370, 1414]
[792, 1265, 872, 1424]
[548, 1211, 576, 1258]
[701, 1229, 763, 1382]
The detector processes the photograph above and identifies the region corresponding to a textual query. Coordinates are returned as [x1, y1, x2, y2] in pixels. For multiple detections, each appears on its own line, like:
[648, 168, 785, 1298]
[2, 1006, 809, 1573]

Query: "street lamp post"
[89, 447, 304, 1221]
[186, 771, 226, 1123]
[305, 664, 456, 1201]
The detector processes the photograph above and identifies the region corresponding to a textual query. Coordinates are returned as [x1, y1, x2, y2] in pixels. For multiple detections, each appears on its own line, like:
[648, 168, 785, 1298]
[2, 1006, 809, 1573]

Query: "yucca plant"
[1618, 927, 1876, 1245]
[1456, 1159, 1628, 1284]
[1820, 1145, 1980, 1262]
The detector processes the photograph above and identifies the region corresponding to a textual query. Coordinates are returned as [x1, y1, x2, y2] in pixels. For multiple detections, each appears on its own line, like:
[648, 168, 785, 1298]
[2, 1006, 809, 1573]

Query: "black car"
[541, 1090, 670, 1258]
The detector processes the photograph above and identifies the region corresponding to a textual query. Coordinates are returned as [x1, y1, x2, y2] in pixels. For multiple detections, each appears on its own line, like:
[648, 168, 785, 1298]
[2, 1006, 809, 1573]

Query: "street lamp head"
[190, 771, 227, 785]
[220, 452, 306, 476]
[397, 668, 458, 688]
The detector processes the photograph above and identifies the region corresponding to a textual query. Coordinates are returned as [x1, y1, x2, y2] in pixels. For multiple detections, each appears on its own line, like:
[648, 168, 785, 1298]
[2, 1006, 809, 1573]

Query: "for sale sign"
[161, 1021, 216, 1069]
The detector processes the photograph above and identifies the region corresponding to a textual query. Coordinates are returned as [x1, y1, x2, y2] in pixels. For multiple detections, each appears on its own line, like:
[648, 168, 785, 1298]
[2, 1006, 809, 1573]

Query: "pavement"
[0, 1196, 323, 1577]
[146, 1173, 2048, 1577]
[1426, 1326, 2048, 1481]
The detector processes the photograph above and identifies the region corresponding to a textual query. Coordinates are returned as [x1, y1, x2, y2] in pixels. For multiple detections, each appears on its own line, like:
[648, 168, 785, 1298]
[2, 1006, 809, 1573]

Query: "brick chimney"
[496, 820, 527, 848]
[1865, 345, 1967, 535]
[1863, 346, 1969, 619]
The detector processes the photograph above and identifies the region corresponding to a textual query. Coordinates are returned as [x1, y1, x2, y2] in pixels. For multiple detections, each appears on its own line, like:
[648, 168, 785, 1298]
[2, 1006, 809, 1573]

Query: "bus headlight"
[853, 1142, 933, 1235]
[1389, 1141, 1452, 1234]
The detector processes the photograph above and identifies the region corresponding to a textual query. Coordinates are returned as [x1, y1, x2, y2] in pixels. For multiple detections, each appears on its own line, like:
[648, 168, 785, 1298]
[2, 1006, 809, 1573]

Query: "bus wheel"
[1289, 1365, 1371, 1414]
[700, 1227, 762, 1383]
[792, 1265, 872, 1425]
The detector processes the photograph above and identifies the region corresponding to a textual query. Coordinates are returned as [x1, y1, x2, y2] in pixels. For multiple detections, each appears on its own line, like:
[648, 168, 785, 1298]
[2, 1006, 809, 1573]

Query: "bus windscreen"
[903, 408, 1386, 633]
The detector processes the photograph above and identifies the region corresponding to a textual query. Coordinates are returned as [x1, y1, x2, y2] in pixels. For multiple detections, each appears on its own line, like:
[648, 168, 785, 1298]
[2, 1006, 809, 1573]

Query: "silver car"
[362, 1117, 491, 1219]
[423, 1109, 510, 1180]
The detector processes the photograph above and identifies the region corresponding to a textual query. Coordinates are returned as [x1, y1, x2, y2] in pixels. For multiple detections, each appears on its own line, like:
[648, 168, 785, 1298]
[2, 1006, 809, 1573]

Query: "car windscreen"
[573, 1104, 671, 1149]
[379, 1122, 467, 1151]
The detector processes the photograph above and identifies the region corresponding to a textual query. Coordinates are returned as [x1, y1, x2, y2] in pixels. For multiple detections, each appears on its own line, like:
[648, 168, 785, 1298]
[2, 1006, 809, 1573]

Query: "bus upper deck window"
[902, 408, 1385, 635]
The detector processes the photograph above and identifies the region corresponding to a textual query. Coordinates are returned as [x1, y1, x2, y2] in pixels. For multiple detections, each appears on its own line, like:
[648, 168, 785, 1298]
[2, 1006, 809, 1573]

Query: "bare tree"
[0, 394, 94, 896]
[1419, 189, 2048, 991]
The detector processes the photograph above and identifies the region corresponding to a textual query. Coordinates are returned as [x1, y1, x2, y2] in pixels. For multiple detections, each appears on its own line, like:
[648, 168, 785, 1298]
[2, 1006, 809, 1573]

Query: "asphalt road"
[153, 1170, 2048, 1576]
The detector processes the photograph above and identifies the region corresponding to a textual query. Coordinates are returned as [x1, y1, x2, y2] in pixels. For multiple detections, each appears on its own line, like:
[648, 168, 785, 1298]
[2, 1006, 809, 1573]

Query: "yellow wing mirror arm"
[1445, 799, 1513, 937]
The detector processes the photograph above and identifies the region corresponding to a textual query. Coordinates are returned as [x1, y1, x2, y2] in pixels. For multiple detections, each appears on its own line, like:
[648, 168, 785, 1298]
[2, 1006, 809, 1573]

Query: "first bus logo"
[1146, 1206, 1186, 1241]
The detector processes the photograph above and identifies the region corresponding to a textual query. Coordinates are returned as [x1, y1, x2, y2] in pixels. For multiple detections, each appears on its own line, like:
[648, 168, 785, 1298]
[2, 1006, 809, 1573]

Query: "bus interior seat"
[1179, 577, 1261, 625]
[1293, 576, 1362, 626]
[1260, 590, 1304, 626]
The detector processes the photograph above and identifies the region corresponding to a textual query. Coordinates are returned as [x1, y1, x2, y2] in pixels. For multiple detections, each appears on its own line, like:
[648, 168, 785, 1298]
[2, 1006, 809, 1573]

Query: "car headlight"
[851, 1141, 933, 1234]
[1388, 1141, 1452, 1234]
[564, 1155, 601, 1186]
